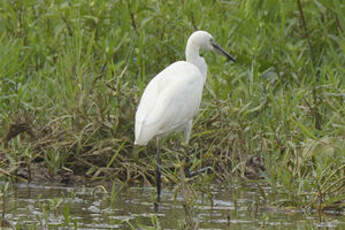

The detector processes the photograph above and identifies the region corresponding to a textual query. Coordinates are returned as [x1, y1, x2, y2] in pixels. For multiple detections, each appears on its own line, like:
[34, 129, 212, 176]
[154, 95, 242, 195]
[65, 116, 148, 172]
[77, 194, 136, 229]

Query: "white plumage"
[135, 61, 203, 145]
[133, 31, 235, 201]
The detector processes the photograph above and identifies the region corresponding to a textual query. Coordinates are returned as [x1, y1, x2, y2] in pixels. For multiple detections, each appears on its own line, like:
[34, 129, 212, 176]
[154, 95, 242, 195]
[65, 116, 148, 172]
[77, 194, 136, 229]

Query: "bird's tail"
[134, 121, 147, 145]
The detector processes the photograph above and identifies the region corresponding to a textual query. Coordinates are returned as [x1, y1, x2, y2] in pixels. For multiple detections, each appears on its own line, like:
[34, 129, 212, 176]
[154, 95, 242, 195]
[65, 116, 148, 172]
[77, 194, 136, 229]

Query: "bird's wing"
[135, 61, 204, 145]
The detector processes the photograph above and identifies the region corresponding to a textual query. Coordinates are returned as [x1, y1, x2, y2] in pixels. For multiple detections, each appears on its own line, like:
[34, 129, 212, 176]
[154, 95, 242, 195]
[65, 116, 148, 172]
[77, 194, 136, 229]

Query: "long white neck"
[185, 40, 207, 82]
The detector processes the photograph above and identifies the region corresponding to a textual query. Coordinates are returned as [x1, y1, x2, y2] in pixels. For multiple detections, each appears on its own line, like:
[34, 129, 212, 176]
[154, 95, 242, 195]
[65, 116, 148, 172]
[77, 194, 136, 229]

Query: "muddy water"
[1, 182, 345, 229]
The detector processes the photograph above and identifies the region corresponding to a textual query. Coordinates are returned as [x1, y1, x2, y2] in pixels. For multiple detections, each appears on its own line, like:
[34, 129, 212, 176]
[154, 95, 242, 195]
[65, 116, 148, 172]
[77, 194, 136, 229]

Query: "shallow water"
[1, 182, 345, 229]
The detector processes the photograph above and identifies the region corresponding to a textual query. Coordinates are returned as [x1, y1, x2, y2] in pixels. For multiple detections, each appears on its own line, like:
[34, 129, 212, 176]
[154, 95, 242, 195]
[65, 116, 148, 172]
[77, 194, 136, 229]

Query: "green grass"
[0, 0, 345, 211]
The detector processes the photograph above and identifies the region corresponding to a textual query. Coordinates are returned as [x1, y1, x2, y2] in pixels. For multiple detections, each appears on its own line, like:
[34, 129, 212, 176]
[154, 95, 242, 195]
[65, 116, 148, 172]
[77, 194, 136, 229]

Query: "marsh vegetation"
[0, 0, 345, 228]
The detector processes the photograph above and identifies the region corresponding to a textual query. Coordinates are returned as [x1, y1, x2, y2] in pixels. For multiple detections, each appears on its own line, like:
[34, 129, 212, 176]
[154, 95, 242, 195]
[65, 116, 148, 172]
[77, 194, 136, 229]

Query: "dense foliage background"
[1, 0, 344, 209]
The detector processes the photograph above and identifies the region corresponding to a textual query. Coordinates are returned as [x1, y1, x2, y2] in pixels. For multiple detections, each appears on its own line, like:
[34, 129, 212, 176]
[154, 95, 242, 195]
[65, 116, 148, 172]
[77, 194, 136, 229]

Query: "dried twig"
[296, 0, 322, 130]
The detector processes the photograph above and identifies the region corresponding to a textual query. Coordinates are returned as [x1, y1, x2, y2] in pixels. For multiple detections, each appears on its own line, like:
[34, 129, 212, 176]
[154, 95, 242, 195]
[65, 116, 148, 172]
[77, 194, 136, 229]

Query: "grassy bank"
[1, 0, 345, 210]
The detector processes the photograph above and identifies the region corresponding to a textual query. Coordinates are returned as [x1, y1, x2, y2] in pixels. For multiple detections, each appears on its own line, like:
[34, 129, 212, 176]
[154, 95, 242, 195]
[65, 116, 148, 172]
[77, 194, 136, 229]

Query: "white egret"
[134, 31, 235, 201]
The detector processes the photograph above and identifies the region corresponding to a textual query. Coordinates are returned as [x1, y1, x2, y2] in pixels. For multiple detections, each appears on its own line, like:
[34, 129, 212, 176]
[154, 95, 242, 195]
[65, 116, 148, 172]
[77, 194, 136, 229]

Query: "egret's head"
[189, 31, 214, 50]
[188, 31, 235, 62]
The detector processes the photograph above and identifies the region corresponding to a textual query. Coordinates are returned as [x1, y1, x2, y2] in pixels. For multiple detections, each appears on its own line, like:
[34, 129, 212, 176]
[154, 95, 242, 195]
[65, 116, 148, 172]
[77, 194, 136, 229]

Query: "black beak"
[212, 42, 235, 62]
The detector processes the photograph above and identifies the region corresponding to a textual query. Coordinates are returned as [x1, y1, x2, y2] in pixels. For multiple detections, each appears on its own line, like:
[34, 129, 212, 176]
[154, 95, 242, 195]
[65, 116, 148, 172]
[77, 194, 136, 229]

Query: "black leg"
[187, 166, 213, 177]
[183, 121, 192, 177]
[182, 143, 212, 178]
[184, 147, 191, 178]
[156, 137, 161, 202]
